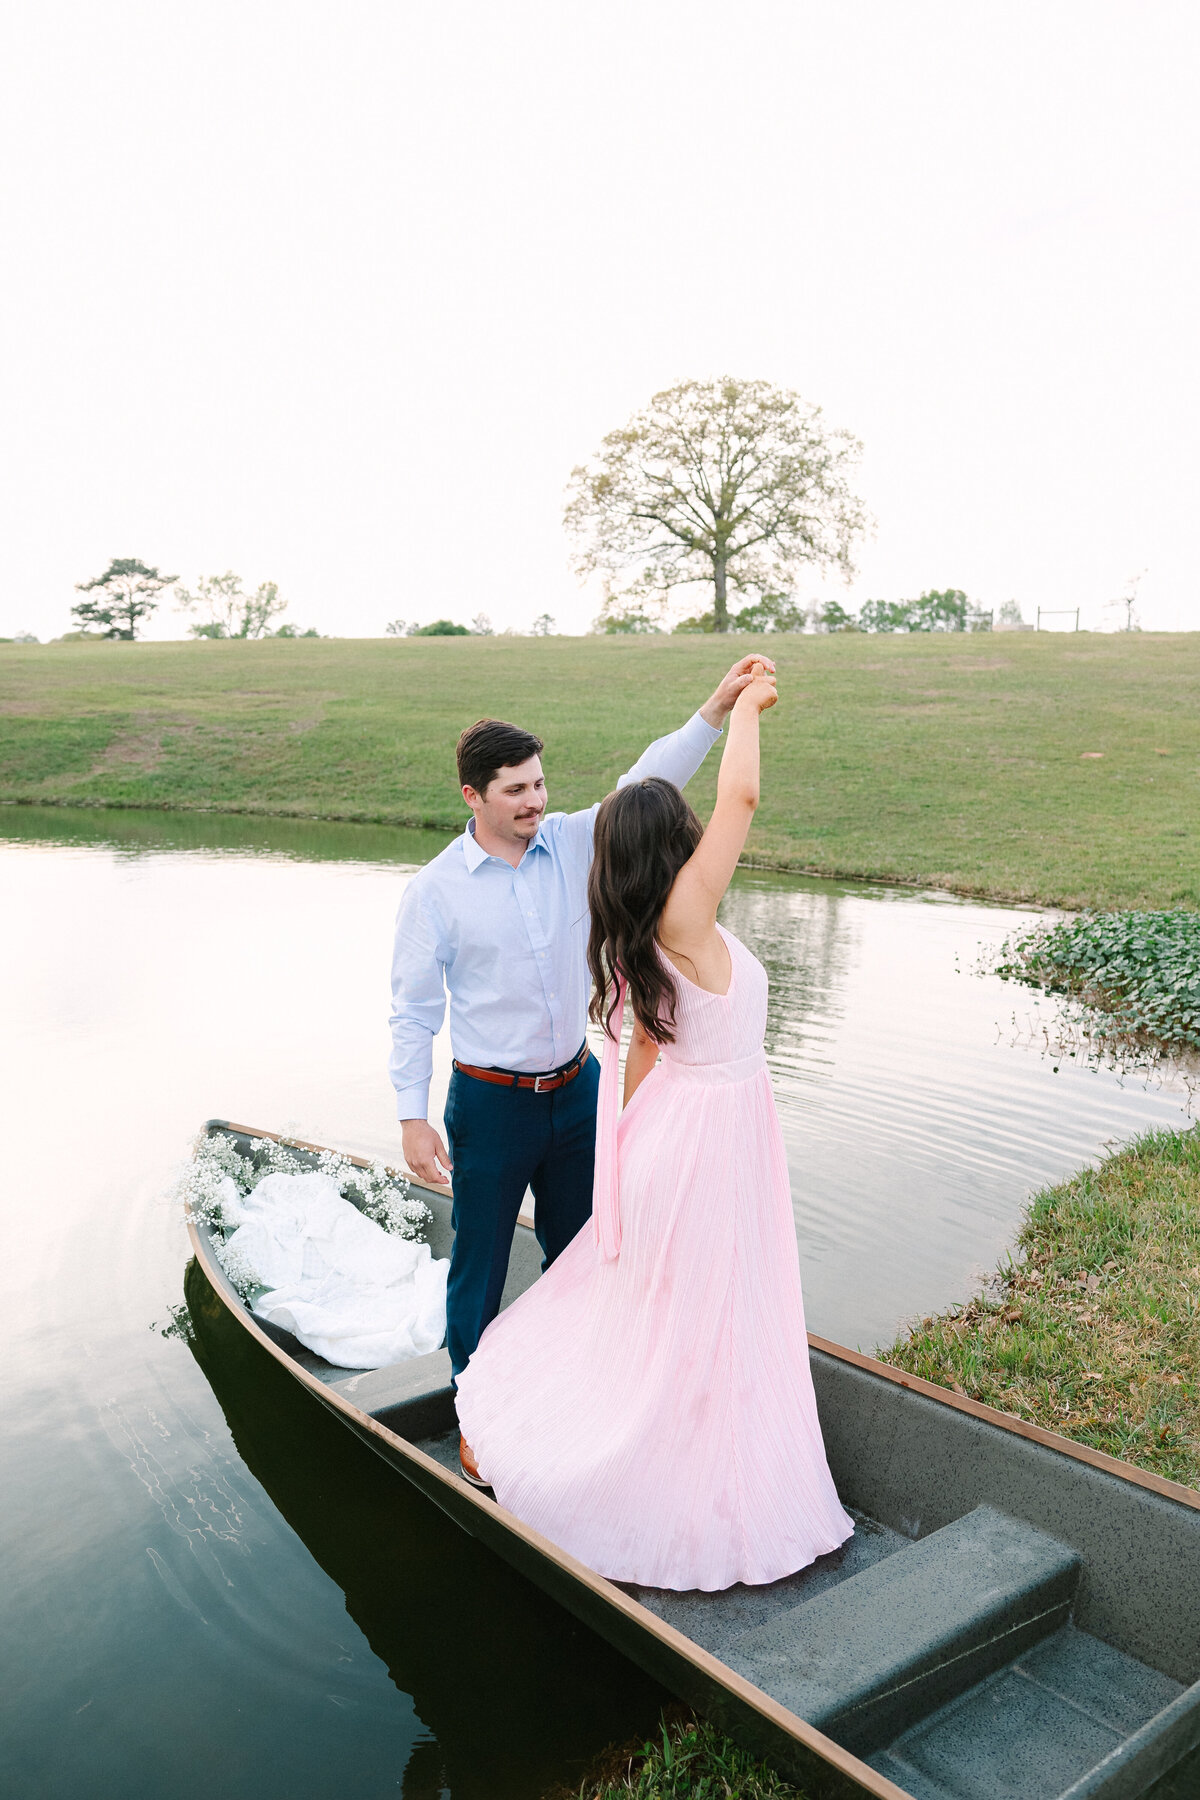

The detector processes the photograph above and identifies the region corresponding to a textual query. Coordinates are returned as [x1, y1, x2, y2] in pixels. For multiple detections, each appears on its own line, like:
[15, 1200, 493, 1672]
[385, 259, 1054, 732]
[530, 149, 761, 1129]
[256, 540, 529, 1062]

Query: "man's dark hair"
[456, 718, 544, 796]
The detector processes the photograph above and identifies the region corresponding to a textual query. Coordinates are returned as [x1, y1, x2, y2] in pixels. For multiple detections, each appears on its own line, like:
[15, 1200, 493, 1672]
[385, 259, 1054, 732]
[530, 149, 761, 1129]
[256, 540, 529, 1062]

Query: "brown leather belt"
[453, 1045, 590, 1093]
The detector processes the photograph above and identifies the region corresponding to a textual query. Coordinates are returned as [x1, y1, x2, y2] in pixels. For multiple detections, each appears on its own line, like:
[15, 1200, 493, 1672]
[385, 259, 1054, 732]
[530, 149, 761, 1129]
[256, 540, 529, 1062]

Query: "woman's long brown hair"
[587, 778, 704, 1045]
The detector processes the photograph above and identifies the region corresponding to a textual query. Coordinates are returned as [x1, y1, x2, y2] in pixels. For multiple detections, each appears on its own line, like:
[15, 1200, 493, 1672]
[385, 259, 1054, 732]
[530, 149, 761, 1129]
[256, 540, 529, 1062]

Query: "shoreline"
[882, 1123, 1200, 1489]
[0, 794, 1067, 911]
[4, 632, 1196, 911]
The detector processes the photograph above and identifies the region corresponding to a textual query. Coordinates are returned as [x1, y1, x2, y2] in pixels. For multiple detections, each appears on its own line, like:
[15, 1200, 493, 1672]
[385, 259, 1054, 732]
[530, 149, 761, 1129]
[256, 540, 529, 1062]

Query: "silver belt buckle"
[533, 1073, 547, 1093]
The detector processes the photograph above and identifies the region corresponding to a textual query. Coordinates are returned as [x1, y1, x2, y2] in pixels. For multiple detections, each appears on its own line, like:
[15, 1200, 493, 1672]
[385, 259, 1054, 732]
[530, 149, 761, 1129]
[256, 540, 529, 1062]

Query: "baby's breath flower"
[215, 1237, 262, 1300]
[176, 1132, 253, 1231]
[178, 1129, 430, 1246]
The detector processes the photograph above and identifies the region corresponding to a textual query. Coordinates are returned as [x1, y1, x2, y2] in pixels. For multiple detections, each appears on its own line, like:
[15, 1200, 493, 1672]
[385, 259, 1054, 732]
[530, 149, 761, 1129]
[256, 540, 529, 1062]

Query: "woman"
[455, 663, 853, 1590]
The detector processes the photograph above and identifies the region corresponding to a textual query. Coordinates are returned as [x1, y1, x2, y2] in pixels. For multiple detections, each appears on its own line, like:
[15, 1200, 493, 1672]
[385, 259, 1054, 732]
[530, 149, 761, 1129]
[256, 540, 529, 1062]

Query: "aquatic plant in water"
[153, 1301, 196, 1344]
[991, 909, 1200, 1066]
[178, 1129, 429, 1299]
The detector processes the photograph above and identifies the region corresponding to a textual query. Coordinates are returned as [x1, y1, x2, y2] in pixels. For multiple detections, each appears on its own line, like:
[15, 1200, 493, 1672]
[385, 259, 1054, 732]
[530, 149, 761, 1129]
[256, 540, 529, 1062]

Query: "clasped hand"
[702, 654, 778, 726]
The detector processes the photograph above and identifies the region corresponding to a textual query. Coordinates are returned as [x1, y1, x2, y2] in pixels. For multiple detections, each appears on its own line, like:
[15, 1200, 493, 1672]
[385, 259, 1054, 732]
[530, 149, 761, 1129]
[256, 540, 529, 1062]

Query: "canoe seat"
[728, 1505, 1079, 1756]
[330, 1349, 457, 1438]
[868, 1623, 1189, 1800]
[325, 1217, 541, 1439]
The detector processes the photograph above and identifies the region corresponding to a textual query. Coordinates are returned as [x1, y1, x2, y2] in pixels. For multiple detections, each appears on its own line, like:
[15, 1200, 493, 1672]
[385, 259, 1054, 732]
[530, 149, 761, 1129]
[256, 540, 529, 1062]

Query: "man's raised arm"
[616, 653, 779, 793]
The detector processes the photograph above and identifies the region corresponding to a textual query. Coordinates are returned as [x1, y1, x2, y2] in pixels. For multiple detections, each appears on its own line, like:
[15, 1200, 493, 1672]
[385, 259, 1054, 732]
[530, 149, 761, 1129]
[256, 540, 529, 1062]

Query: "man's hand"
[700, 653, 778, 727]
[401, 1118, 453, 1188]
[735, 658, 779, 715]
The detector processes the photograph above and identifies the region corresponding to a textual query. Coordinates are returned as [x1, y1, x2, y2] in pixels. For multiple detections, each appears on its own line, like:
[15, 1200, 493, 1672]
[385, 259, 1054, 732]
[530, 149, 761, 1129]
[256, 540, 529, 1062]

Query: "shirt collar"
[462, 817, 548, 872]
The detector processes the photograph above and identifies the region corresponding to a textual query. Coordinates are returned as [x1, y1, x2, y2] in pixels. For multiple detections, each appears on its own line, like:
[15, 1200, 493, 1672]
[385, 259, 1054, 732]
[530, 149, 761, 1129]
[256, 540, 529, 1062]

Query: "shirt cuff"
[395, 1082, 431, 1121]
[689, 709, 724, 744]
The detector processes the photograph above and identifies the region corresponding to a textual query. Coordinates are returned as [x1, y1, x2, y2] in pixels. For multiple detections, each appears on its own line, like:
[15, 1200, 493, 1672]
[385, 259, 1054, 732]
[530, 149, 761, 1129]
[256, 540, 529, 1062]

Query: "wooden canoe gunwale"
[186, 1119, 1200, 1799]
[185, 1119, 911, 1798]
[199, 1119, 1200, 1514]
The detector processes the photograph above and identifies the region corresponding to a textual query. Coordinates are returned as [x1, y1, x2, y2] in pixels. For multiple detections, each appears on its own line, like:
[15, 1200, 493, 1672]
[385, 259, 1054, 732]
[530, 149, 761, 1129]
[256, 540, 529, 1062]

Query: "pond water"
[2, 805, 1191, 1799]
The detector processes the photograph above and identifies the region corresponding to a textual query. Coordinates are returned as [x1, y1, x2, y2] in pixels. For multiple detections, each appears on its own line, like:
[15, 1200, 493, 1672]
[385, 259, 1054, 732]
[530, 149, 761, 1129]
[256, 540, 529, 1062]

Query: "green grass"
[552, 1714, 811, 1799]
[883, 1125, 1200, 1487]
[2, 631, 1198, 907]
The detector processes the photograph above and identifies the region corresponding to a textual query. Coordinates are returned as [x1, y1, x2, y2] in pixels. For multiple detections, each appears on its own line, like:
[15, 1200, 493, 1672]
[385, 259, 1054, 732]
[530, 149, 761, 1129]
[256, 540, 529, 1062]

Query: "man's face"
[464, 756, 547, 845]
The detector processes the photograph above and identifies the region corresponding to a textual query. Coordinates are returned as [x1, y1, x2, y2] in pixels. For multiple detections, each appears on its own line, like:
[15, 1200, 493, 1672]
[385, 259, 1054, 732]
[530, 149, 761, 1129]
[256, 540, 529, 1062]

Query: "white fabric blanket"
[219, 1170, 448, 1369]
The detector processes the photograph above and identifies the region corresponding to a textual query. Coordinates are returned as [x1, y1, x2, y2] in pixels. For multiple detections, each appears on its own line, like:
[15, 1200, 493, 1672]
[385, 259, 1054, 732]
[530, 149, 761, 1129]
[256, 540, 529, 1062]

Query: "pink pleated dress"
[453, 924, 855, 1591]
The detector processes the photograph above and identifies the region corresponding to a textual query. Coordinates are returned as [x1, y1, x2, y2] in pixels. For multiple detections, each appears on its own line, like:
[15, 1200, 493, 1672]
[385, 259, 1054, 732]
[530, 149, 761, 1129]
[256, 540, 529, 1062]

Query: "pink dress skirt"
[454, 924, 854, 1591]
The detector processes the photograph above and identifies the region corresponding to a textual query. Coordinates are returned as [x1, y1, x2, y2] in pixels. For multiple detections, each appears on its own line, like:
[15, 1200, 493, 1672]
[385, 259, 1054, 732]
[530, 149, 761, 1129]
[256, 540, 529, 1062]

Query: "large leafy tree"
[72, 557, 178, 639]
[564, 377, 867, 632]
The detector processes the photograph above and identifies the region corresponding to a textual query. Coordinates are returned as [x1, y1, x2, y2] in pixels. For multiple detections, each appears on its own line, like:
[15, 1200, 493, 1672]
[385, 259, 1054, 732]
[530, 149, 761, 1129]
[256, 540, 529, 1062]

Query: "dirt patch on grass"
[81, 715, 185, 776]
[76, 713, 323, 783]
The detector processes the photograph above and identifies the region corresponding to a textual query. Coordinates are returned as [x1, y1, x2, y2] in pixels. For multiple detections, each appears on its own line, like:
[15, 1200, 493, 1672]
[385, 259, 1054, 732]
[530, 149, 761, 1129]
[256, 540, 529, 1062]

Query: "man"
[389, 655, 774, 1400]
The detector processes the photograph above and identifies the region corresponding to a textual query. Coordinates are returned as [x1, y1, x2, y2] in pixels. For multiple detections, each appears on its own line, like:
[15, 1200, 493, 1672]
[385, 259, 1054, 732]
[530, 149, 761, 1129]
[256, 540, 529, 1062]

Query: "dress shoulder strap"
[592, 976, 626, 1262]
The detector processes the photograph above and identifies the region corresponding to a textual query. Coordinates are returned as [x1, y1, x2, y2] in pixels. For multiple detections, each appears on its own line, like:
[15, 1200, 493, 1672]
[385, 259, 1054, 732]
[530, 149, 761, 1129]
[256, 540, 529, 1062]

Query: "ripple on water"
[720, 875, 1190, 1346]
[1, 824, 1192, 1797]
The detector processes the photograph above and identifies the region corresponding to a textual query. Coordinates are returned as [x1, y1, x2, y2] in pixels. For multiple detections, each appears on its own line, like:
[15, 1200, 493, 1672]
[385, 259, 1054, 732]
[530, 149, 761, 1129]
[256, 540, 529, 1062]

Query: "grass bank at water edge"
[3, 632, 1198, 907]
[884, 1124, 1200, 1487]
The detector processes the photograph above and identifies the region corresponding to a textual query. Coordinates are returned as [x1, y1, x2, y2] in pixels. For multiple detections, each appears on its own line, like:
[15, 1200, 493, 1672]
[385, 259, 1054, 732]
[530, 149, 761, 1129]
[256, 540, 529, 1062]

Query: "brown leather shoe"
[459, 1434, 491, 1490]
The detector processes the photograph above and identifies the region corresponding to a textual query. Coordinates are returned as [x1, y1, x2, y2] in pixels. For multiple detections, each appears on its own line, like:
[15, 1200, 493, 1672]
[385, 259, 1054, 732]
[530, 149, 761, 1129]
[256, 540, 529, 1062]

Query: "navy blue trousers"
[442, 1051, 600, 1382]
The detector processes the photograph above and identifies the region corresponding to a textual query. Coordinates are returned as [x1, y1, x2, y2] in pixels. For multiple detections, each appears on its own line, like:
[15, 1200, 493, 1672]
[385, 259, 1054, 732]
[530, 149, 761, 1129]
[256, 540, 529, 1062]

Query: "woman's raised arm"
[659, 662, 777, 947]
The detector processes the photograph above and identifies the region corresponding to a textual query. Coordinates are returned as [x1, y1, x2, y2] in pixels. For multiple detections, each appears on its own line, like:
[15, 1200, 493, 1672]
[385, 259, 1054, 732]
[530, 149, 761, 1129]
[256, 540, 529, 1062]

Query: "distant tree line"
[598, 588, 998, 635]
[175, 571, 319, 639]
[63, 558, 319, 640]
[44, 557, 1017, 646]
[379, 592, 1001, 639]
[385, 611, 557, 638]
[817, 589, 994, 635]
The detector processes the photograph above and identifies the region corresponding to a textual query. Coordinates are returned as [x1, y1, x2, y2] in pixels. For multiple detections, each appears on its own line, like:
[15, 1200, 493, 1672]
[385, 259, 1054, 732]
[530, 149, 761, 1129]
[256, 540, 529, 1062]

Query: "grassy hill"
[2, 631, 1196, 908]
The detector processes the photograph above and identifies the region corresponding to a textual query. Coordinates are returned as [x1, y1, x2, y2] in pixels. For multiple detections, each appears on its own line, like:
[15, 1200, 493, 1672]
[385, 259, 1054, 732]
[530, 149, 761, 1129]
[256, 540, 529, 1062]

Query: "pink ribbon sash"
[592, 975, 626, 1262]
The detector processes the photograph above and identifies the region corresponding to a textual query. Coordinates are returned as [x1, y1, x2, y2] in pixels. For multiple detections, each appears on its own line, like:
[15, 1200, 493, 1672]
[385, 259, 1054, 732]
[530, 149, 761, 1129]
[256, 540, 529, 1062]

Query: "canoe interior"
[194, 1121, 1200, 1800]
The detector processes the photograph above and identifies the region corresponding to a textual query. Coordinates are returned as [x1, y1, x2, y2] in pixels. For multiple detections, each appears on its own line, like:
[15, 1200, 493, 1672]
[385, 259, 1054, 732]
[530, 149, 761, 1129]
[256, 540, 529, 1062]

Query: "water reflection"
[184, 1259, 663, 1799]
[722, 874, 858, 1072]
[721, 874, 1191, 1346]
[0, 801, 455, 866]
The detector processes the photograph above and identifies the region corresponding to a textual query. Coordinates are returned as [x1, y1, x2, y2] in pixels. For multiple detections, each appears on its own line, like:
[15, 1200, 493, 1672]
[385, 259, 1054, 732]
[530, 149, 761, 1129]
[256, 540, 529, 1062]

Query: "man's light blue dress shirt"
[388, 711, 723, 1120]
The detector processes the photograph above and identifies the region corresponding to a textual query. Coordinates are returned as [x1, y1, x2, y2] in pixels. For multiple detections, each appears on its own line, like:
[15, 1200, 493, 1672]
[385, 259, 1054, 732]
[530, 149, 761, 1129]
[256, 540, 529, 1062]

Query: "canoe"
[186, 1120, 1200, 1800]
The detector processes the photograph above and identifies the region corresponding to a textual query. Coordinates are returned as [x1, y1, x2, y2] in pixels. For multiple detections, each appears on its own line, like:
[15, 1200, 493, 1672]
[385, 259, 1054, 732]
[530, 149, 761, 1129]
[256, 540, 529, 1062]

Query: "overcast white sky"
[2, 1, 1197, 641]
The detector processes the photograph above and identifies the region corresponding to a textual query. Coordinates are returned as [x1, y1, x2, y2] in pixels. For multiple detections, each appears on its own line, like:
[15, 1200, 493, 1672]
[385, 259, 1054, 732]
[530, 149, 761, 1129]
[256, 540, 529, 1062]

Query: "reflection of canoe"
[182, 1256, 666, 1799]
[189, 1122, 1200, 1800]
